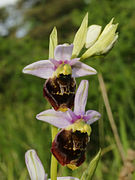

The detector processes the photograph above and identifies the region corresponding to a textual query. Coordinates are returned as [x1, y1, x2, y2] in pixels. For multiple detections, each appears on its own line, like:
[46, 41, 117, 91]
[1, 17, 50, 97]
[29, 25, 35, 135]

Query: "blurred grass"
[0, 0, 135, 179]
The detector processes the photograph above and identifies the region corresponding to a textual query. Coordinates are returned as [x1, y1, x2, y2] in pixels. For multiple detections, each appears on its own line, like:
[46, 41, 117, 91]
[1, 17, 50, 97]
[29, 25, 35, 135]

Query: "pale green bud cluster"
[81, 18, 118, 59]
[70, 14, 118, 60]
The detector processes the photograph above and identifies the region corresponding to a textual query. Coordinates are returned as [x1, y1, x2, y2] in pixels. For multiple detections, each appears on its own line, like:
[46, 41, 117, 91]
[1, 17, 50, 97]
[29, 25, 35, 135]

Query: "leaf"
[49, 27, 58, 59]
[72, 13, 88, 58]
[80, 149, 101, 180]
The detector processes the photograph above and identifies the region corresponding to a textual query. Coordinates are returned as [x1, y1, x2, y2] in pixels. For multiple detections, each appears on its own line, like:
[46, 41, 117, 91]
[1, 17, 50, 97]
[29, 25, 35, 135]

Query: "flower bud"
[25, 150, 47, 180]
[85, 25, 102, 48]
[82, 18, 118, 59]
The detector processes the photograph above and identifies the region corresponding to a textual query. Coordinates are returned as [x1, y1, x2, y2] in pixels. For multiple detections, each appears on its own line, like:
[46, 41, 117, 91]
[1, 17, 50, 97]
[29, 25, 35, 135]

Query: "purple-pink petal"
[71, 61, 97, 78]
[68, 58, 80, 66]
[85, 110, 101, 124]
[36, 109, 72, 128]
[74, 80, 89, 116]
[50, 59, 72, 69]
[23, 60, 54, 79]
[66, 109, 80, 123]
[54, 44, 73, 60]
[50, 59, 60, 69]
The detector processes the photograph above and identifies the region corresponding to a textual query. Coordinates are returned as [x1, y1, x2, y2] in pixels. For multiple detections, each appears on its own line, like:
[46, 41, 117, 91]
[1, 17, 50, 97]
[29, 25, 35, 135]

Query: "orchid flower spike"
[23, 44, 97, 111]
[25, 149, 79, 180]
[36, 80, 101, 169]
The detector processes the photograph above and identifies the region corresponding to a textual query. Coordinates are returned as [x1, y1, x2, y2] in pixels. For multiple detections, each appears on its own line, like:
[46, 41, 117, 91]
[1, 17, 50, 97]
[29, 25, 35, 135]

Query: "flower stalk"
[51, 126, 58, 180]
[49, 27, 58, 180]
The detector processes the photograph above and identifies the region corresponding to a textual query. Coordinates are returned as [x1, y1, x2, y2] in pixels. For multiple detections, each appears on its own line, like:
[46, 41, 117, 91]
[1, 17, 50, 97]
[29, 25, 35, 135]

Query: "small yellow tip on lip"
[67, 164, 78, 170]
[58, 107, 68, 112]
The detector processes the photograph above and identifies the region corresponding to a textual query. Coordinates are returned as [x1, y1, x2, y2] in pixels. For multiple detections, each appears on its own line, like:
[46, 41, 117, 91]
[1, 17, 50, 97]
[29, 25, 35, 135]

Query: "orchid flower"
[36, 80, 101, 169]
[23, 44, 97, 111]
[25, 149, 79, 180]
[22, 44, 97, 79]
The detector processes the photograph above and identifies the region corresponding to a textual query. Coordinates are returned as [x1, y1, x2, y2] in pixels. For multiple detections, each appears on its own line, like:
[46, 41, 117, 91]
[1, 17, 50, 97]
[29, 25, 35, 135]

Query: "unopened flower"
[25, 149, 79, 180]
[36, 80, 101, 169]
[85, 25, 102, 48]
[82, 18, 118, 59]
[23, 44, 96, 111]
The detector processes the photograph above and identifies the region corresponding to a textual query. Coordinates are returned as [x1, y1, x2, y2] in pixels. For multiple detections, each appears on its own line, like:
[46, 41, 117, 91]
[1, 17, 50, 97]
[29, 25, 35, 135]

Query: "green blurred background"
[0, 0, 135, 179]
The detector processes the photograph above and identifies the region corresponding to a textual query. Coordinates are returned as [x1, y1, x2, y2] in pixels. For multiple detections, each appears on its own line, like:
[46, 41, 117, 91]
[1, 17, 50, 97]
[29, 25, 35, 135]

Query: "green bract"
[49, 27, 58, 59]
[72, 13, 88, 58]
[81, 149, 101, 180]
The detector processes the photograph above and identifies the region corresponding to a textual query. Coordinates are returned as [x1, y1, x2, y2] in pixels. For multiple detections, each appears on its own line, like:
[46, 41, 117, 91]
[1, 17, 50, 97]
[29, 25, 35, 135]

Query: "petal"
[74, 80, 89, 115]
[36, 109, 71, 128]
[85, 110, 101, 124]
[23, 60, 54, 79]
[25, 149, 47, 180]
[66, 109, 79, 123]
[68, 58, 80, 66]
[71, 61, 97, 78]
[54, 44, 73, 60]
[48, 177, 79, 180]
[50, 59, 60, 68]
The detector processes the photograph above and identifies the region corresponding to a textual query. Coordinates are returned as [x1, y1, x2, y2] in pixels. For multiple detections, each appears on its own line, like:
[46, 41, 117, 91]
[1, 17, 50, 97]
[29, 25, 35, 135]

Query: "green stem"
[50, 125, 58, 180]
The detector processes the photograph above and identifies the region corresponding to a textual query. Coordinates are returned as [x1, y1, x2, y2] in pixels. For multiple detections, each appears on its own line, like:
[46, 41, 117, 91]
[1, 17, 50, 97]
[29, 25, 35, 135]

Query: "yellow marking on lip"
[58, 107, 68, 112]
[67, 164, 78, 170]
[53, 63, 72, 77]
[65, 120, 91, 136]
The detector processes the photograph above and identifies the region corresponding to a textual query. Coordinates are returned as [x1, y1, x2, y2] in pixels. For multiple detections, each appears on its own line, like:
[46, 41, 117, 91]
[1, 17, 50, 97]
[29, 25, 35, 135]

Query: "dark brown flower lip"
[51, 128, 89, 168]
[43, 74, 76, 111]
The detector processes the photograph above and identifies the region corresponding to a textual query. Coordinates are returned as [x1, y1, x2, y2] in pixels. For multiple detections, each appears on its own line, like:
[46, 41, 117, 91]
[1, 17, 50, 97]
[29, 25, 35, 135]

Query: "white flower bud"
[85, 25, 102, 48]
[25, 149, 47, 180]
